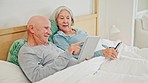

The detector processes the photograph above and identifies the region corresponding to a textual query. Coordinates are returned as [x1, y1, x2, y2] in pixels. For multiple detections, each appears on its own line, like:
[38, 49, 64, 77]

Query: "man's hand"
[68, 42, 84, 55]
[102, 48, 118, 60]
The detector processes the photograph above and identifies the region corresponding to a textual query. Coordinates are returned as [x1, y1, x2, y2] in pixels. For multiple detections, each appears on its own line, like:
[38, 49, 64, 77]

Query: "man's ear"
[28, 25, 34, 33]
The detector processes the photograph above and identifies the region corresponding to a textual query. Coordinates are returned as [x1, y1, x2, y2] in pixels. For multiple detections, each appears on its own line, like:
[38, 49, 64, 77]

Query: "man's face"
[33, 20, 52, 44]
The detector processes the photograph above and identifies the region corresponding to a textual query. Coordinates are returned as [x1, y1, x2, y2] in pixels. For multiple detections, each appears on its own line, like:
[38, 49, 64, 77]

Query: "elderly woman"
[52, 6, 118, 60]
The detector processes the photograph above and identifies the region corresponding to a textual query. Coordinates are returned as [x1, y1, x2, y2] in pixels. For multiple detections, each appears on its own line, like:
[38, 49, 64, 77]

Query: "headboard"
[0, 0, 98, 61]
[0, 14, 98, 61]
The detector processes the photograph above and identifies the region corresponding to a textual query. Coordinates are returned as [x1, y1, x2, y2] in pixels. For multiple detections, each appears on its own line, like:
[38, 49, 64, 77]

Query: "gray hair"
[52, 6, 75, 26]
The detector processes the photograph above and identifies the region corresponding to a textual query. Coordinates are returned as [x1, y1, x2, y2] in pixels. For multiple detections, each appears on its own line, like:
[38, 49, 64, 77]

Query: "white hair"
[51, 6, 75, 26]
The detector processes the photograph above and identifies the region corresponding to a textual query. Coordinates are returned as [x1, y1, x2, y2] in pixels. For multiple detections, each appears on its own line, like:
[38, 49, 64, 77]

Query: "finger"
[73, 49, 80, 55]
[109, 55, 115, 60]
[74, 47, 81, 55]
[110, 56, 115, 60]
[74, 42, 84, 45]
[85, 58, 89, 60]
[111, 54, 116, 59]
[106, 55, 114, 60]
[114, 52, 118, 58]
[111, 49, 118, 55]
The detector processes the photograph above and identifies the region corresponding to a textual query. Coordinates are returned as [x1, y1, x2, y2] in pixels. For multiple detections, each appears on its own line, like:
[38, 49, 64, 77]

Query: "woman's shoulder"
[54, 30, 65, 36]
[53, 31, 64, 38]
[74, 28, 83, 30]
[53, 31, 67, 41]
[74, 28, 86, 32]
[74, 28, 88, 35]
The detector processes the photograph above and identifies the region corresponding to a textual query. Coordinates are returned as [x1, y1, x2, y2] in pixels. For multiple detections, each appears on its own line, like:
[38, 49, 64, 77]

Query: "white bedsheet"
[36, 39, 148, 83]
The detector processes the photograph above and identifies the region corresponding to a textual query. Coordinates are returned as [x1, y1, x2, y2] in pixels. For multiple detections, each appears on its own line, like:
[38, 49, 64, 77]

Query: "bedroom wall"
[98, 0, 136, 46]
[0, 0, 93, 28]
[136, 0, 148, 16]
[1, 0, 140, 46]
[137, 0, 148, 12]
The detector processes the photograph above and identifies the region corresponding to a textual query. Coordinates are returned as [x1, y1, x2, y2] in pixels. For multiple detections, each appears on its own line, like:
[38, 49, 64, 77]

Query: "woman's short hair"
[52, 6, 74, 26]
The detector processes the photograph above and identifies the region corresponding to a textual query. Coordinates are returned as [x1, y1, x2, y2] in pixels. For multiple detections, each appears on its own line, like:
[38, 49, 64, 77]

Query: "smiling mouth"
[44, 35, 49, 37]
[63, 25, 68, 27]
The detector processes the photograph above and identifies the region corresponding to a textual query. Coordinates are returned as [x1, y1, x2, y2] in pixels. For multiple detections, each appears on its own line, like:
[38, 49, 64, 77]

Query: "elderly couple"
[18, 6, 118, 82]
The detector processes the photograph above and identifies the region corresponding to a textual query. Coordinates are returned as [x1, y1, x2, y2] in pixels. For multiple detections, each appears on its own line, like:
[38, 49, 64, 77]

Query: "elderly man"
[18, 16, 82, 82]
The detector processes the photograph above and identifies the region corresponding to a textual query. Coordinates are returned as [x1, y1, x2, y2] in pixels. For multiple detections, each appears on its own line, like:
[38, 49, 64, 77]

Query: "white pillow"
[0, 60, 30, 83]
[142, 14, 148, 31]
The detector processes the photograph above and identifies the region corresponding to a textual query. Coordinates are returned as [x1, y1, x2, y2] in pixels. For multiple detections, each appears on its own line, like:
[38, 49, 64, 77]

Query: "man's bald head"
[26, 16, 52, 46]
[27, 16, 50, 28]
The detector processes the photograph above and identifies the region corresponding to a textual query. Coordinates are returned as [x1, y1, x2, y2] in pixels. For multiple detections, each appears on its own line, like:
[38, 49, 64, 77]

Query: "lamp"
[110, 25, 120, 34]
[109, 25, 120, 41]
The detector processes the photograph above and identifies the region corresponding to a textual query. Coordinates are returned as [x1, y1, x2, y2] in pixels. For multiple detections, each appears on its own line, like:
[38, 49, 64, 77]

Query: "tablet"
[77, 36, 100, 63]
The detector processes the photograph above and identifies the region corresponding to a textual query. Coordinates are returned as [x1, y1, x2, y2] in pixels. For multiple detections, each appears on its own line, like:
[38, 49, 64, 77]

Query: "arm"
[53, 34, 70, 50]
[18, 46, 77, 82]
[94, 48, 118, 60]
[102, 48, 118, 60]
[94, 50, 104, 57]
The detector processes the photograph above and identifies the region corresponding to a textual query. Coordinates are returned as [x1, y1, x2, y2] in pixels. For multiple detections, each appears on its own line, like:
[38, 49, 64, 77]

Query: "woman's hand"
[102, 48, 118, 60]
[68, 42, 84, 55]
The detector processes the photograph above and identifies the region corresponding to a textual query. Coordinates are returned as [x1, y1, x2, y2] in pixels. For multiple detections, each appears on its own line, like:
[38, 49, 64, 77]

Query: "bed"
[0, 15, 99, 83]
[31, 38, 148, 83]
[1, 38, 148, 83]
[0, 0, 148, 83]
[0, 0, 99, 82]
[134, 10, 148, 48]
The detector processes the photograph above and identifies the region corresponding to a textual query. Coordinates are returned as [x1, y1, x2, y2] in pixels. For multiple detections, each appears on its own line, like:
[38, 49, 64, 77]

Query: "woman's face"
[57, 10, 72, 32]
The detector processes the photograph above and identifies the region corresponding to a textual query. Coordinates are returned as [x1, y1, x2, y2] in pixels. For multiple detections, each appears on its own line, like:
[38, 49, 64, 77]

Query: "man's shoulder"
[19, 43, 34, 53]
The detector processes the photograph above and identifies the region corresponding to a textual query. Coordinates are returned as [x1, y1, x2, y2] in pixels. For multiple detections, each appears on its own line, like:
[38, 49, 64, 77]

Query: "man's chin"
[43, 41, 49, 45]
[43, 38, 49, 43]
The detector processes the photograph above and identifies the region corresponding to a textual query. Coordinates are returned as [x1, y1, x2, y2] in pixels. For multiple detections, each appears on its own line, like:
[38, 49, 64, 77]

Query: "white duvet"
[36, 39, 148, 83]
